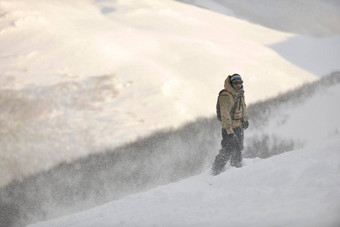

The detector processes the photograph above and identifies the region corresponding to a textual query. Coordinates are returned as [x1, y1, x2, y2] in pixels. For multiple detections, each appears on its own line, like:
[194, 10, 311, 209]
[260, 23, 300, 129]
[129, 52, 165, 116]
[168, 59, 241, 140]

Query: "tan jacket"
[219, 76, 249, 134]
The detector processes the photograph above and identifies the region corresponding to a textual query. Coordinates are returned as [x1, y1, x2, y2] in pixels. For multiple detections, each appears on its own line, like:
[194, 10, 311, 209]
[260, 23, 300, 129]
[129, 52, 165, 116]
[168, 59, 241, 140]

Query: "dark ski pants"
[212, 127, 244, 172]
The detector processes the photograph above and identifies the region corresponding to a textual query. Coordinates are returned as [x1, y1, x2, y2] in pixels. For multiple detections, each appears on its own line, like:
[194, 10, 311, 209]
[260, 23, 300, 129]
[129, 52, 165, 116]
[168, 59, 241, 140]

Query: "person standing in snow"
[212, 74, 249, 175]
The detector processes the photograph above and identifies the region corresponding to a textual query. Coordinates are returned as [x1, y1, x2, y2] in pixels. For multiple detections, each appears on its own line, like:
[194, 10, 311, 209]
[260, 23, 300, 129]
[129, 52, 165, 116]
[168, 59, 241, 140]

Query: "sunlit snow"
[1, 0, 340, 226]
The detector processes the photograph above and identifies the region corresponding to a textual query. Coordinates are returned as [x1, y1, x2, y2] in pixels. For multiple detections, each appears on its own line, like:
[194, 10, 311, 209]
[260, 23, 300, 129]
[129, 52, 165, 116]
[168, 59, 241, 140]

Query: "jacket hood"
[224, 75, 244, 95]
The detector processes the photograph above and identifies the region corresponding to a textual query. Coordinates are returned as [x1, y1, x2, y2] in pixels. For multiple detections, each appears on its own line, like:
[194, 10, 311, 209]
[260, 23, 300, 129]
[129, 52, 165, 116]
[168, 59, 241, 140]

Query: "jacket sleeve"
[219, 92, 233, 134]
[243, 95, 249, 122]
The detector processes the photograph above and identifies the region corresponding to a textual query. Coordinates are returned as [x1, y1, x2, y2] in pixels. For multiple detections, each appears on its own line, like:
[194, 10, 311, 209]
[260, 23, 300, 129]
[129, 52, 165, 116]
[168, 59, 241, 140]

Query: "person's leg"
[212, 129, 231, 175]
[230, 128, 244, 168]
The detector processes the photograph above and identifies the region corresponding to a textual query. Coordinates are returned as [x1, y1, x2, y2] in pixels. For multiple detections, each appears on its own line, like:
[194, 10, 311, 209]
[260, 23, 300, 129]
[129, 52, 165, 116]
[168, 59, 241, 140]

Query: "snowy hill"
[29, 137, 340, 227]
[27, 74, 340, 226]
[2, 73, 340, 227]
[2, 0, 340, 189]
[1, 0, 340, 226]
[177, 0, 340, 36]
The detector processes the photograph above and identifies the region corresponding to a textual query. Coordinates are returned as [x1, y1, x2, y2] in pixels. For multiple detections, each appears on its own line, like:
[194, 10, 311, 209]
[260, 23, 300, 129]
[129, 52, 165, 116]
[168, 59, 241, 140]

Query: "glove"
[243, 120, 249, 129]
[241, 119, 249, 129]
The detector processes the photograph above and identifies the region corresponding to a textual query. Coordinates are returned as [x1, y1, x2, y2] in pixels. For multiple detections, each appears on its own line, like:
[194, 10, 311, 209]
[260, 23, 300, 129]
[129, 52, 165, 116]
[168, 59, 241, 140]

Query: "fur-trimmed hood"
[224, 75, 244, 96]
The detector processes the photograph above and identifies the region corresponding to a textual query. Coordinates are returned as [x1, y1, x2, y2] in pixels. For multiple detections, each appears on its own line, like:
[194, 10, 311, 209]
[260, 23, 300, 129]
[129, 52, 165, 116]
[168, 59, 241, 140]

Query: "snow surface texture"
[1, 0, 340, 187]
[29, 138, 340, 227]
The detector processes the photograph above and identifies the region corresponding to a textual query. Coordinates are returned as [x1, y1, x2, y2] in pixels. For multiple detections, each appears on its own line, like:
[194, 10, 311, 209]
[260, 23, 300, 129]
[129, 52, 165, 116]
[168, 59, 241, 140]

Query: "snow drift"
[29, 136, 340, 227]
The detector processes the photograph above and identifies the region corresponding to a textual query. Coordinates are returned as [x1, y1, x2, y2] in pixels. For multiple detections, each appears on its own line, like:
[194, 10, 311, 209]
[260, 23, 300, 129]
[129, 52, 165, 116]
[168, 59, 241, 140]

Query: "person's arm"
[243, 95, 249, 128]
[219, 92, 233, 134]
[243, 94, 249, 122]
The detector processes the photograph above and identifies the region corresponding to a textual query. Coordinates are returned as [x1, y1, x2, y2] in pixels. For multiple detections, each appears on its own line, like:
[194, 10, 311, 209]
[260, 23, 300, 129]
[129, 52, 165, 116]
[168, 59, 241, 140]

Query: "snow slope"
[29, 138, 340, 227]
[177, 0, 340, 75]
[177, 0, 340, 36]
[1, 0, 340, 204]
[246, 81, 340, 151]
[2, 0, 333, 187]
[1, 0, 340, 225]
[28, 76, 340, 227]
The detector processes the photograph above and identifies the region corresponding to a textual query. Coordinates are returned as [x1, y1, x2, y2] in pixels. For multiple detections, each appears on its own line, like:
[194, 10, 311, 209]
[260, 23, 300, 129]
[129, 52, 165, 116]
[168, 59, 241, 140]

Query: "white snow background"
[0, 0, 339, 226]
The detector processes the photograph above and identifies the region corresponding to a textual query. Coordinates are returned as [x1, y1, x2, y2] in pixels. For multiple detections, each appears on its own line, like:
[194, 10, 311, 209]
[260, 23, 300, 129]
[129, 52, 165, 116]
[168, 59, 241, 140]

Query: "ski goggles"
[232, 81, 243, 85]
